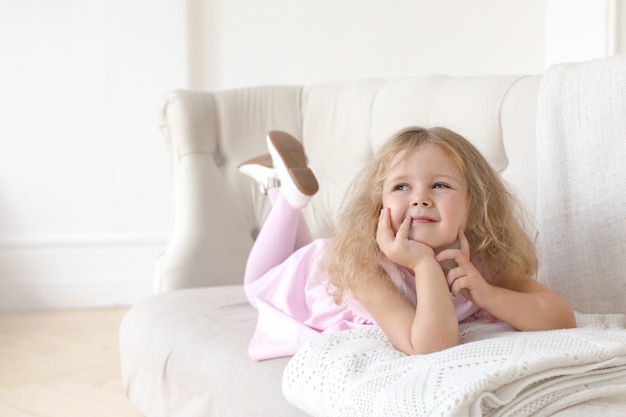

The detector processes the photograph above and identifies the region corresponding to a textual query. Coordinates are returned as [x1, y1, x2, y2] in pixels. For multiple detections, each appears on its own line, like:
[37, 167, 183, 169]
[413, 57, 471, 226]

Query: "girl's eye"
[393, 184, 410, 191]
[433, 183, 450, 189]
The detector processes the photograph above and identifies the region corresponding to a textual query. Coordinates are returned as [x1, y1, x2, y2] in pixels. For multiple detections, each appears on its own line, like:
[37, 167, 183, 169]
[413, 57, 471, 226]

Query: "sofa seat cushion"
[120, 285, 308, 417]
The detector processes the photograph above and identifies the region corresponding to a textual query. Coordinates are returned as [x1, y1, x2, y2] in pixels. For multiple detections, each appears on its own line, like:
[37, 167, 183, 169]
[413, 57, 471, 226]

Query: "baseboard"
[0, 279, 153, 311]
[0, 235, 166, 311]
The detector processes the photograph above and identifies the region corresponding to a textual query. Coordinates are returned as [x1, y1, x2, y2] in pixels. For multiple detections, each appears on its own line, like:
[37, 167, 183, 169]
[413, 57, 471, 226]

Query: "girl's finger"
[458, 229, 470, 258]
[448, 273, 469, 297]
[395, 214, 411, 240]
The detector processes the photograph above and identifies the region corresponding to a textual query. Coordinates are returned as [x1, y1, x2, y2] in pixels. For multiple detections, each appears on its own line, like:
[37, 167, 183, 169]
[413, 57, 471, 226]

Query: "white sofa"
[119, 56, 626, 417]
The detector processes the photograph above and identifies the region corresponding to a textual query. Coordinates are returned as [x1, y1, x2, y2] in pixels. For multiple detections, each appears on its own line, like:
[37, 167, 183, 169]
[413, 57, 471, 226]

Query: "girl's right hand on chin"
[376, 208, 434, 270]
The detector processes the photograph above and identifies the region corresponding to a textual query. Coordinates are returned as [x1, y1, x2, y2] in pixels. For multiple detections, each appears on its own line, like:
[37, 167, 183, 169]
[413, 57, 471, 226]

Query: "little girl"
[240, 127, 575, 360]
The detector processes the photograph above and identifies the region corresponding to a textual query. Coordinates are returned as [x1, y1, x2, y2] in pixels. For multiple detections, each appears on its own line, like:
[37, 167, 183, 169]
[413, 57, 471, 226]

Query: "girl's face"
[381, 144, 469, 252]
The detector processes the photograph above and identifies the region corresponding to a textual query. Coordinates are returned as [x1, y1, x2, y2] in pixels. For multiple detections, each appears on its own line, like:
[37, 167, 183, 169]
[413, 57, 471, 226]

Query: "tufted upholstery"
[121, 63, 626, 417]
[154, 75, 541, 292]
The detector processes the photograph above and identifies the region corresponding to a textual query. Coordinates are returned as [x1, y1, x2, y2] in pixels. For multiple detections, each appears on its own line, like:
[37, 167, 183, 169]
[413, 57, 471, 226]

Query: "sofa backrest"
[157, 75, 541, 290]
[300, 76, 541, 238]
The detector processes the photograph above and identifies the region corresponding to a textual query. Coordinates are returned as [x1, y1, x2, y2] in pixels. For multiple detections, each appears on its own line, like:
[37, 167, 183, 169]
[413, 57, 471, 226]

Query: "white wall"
[546, 0, 624, 66]
[0, 0, 622, 310]
[0, 0, 187, 309]
[194, 0, 548, 90]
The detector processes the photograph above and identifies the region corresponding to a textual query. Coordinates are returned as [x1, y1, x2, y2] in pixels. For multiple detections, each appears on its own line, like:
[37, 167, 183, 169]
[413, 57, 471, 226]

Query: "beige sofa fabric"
[121, 286, 307, 417]
[153, 75, 540, 292]
[154, 87, 302, 291]
[122, 74, 550, 417]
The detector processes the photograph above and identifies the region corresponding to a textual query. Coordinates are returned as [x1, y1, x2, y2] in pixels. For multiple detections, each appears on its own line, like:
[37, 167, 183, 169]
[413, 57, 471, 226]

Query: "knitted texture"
[283, 314, 626, 417]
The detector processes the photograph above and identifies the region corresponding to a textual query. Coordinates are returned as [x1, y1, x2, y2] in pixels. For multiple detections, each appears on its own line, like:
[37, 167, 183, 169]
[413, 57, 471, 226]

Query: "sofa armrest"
[155, 87, 303, 292]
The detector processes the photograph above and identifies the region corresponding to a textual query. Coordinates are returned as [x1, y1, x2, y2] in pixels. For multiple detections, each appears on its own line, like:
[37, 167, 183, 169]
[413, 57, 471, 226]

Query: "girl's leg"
[239, 130, 317, 307]
[244, 188, 312, 289]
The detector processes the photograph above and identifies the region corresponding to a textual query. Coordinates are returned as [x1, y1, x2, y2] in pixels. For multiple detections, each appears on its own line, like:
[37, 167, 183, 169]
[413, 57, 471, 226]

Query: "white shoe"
[266, 131, 318, 209]
[237, 154, 279, 194]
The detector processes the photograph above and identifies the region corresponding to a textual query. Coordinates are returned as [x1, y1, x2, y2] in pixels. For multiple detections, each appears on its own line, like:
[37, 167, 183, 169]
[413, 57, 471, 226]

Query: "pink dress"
[246, 238, 478, 360]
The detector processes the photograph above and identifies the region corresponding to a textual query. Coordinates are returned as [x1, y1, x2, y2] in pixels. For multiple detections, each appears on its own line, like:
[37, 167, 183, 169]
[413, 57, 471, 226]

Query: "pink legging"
[243, 188, 313, 307]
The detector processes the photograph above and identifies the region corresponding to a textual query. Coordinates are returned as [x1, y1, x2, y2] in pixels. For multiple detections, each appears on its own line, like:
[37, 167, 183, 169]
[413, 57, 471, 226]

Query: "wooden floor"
[0, 308, 143, 417]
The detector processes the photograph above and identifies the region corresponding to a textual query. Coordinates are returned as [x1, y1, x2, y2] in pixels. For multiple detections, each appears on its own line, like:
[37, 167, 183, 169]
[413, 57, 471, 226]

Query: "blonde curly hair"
[323, 126, 537, 304]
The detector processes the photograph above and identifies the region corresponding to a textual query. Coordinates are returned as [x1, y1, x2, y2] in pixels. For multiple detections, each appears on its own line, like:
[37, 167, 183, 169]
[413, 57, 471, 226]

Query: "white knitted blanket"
[283, 314, 626, 417]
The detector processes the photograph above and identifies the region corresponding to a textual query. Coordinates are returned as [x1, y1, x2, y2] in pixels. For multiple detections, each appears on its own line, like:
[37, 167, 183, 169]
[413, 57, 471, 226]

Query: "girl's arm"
[438, 231, 576, 331]
[358, 259, 460, 355]
[471, 277, 576, 331]
[363, 210, 460, 355]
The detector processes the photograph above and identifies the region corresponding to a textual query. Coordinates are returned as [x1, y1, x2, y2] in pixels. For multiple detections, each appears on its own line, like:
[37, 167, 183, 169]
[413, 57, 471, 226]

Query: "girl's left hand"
[436, 230, 494, 308]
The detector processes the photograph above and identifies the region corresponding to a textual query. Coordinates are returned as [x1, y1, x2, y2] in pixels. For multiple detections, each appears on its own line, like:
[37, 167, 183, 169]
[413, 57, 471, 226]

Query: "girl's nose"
[410, 198, 432, 207]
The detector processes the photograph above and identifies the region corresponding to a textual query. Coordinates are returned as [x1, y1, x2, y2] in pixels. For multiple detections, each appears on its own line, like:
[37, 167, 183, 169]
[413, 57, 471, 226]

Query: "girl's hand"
[376, 208, 434, 270]
[436, 230, 494, 308]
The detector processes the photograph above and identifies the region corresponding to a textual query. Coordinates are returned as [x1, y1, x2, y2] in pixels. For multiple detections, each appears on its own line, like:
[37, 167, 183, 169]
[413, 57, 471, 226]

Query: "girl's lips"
[412, 216, 436, 224]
